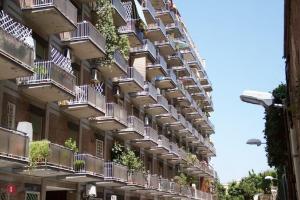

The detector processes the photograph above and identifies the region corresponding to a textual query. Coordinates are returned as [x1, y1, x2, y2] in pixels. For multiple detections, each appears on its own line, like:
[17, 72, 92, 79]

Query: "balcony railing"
[127, 116, 145, 135]
[18, 61, 76, 95]
[0, 127, 29, 160]
[170, 142, 179, 155]
[104, 162, 128, 182]
[147, 54, 168, 73]
[105, 103, 127, 124]
[157, 95, 169, 110]
[112, 50, 129, 73]
[129, 171, 146, 186]
[142, 0, 156, 19]
[74, 154, 104, 176]
[131, 39, 157, 59]
[144, 126, 159, 141]
[178, 148, 187, 160]
[149, 174, 159, 189]
[44, 143, 74, 170]
[118, 67, 144, 87]
[118, 20, 143, 40]
[159, 178, 170, 192]
[111, 0, 127, 20]
[181, 186, 192, 197]
[145, 82, 158, 100]
[68, 85, 106, 111]
[170, 181, 181, 194]
[158, 135, 170, 150]
[169, 105, 179, 120]
[20, 0, 77, 26]
[148, 18, 166, 35]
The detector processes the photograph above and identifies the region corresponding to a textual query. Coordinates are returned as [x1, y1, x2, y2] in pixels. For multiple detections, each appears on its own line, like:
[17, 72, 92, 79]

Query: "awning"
[134, 0, 148, 28]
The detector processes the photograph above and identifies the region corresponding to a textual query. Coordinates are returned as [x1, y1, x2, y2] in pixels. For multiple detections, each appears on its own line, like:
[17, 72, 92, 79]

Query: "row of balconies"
[0, 125, 215, 182]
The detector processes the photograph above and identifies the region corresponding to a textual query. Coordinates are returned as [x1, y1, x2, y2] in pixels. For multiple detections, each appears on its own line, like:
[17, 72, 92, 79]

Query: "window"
[96, 139, 104, 159]
[7, 102, 16, 129]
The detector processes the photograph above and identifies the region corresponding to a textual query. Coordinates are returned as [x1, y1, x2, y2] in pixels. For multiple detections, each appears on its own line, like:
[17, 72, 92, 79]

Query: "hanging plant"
[94, 0, 130, 64]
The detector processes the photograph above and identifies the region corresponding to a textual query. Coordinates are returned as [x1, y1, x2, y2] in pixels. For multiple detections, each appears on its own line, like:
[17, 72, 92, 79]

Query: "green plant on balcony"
[29, 140, 50, 168]
[186, 153, 198, 166]
[112, 142, 144, 173]
[74, 159, 85, 172]
[94, 0, 130, 63]
[174, 172, 196, 186]
[64, 138, 78, 153]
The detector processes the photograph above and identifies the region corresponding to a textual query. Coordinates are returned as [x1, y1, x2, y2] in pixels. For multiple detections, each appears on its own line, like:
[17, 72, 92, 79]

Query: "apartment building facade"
[0, 0, 216, 200]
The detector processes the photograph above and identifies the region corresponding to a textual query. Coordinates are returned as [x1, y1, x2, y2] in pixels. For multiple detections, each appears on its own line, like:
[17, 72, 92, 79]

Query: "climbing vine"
[94, 0, 130, 63]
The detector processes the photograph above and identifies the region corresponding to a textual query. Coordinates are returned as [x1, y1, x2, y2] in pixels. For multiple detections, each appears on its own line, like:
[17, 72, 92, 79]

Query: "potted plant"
[29, 140, 50, 168]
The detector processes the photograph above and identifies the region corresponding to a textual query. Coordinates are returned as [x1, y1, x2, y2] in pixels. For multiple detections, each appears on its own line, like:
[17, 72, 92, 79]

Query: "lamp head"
[240, 90, 274, 108]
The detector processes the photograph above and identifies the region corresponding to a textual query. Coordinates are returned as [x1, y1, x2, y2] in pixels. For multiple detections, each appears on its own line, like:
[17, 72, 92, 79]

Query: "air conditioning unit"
[111, 195, 117, 200]
[86, 184, 97, 197]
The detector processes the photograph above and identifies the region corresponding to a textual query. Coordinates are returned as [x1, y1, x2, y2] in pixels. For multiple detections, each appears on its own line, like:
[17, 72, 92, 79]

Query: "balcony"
[119, 20, 143, 47]
[165, 80, 186, 99]
[156, 104, 178, 124]
[0, 127, 29, 168]
[60, 85, 106, 119]
[165, 142, 180, 161]
[99, 50, 128, 78]
[20, 0, 77, 34]
[113, 67, 144, 93]
[133, 126, 159, 149]
[154, 38, 176, 57]
[149, 135, 170, 155]
[158, 178, 171, 195]
[145, 19, 167, 42]
[18, 61, 76, 102]
[123, 171, 147, 190]
[130, 39, 157, 62]
[151, 0, 166, 10]
[145, 94, 169, 116]
[61, 21, 106, 60]
[142, 0, 156, 24]
[0, 11, 34, 80]
[117, 116, 145, 140]
[156, 8, 176, 25]
[177, 90, 193, 108]
[169, 114, 187, 131]
[166, 20, 184, 38]
[181, 49, 196, 63]
[21, 142, 74, 177]
[130, 82, 158, 106]
[91, 103, 127, 131]
[181, 100, 197, 115]
[66, 154, 104, 183]
[188, 60, 202, 71]
[155, 69, 177, 89]
[147, 54, 168, 80]
[167, 52, 184, 67]
[111, 0, 127, 26]
[180, 69, 199, 86]
[97, 162, 128, 187]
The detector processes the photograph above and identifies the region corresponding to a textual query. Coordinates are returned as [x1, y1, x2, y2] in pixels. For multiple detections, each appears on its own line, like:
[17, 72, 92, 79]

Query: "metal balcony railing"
[149, 174, 159, 189]
[130, 171, 146, 186]
[158, 135, 170, 150]
[69, 85, 106, 111]
[104, 162, 128, 182]
[111, 0, 127, 19]
[20, 0, 77, 25]
[119, 67, 144, 87]
[181, 186, 193, 197]
[169, 105, 178, 120]
[131, 39, 157, 59]
[148, 18, 166, 35]
[118, 20, 143, 40]
[145, 82, 158, 100]
[178, 114, 187, 128]
[170, 181, 181, 194]
[74, 154, 104, 175]
[157, 95, 169, 110]
[170, 142, 179, 155]
[165, 20, 183, 34]
[178, 148, 187, 159]
[18, 61, 75, 94]
[0, 11, 34, 67]
[127, 116, 145, 135]
[144, 126, 159, 141]
[159, 178, 170, 192]
[0, 127, 29, 160]
[167, 69, 177, 83]
[142, 0, 156, 18]
[148, 54, 168, 73]
[112, 50, 129, 73]
[45, 143, 74, 170]
[105, 103, 127, 124]
[62, 21, 105, 48]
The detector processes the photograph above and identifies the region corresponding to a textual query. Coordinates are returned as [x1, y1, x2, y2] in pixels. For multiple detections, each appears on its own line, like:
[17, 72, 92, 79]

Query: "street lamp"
[240, 90, 274, 108]
[246, 138, 266, 146]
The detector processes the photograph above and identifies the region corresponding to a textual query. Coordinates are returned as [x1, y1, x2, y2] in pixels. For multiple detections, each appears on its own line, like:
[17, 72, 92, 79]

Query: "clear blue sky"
[174, 0, 285, 183]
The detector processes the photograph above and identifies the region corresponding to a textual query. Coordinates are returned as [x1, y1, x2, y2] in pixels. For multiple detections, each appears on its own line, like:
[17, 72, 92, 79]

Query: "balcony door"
[29, 105, 45, 141]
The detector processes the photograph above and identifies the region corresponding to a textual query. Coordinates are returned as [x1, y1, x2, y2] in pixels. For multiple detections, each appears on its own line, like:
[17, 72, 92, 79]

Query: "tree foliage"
[94, 0, 130, 63]
[264, 83, 287, 170]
